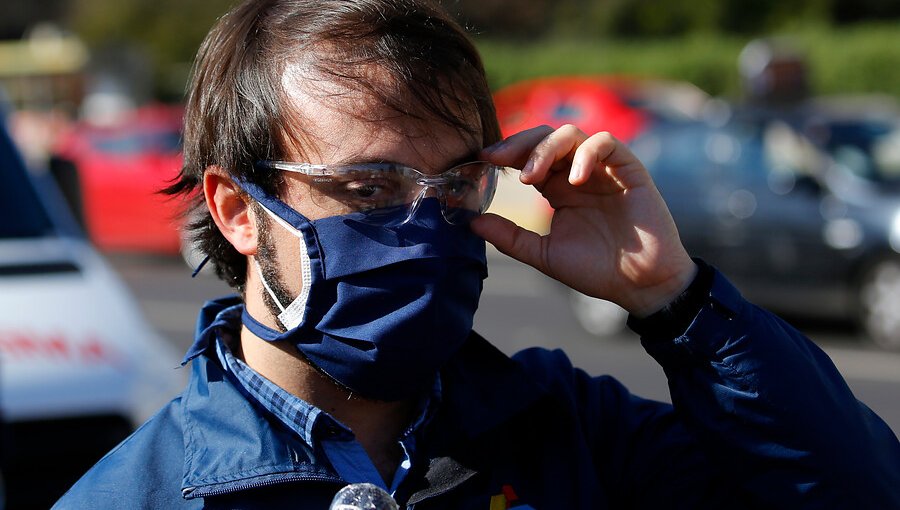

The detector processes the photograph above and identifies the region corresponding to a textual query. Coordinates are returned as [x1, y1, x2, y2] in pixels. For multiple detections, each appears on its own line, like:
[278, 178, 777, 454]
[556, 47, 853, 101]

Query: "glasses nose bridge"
[415, 174, 448, 188]
[414, 174, 451, 203]
[403, 177, 451, 225]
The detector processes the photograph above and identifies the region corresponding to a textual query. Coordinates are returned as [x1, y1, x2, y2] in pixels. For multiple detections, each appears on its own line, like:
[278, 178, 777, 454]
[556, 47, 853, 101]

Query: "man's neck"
[238, 327, 415, 484]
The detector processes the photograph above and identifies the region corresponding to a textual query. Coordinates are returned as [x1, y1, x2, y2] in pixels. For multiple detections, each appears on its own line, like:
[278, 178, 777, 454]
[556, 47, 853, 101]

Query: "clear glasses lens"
[291, 161, 498, 225]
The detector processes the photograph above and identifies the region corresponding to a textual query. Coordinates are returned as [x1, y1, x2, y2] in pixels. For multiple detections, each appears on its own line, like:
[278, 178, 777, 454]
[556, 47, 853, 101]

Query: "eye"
[345, 181, 383, 198]
[445, 177, 476, 197]
[331, 176, 405, 211]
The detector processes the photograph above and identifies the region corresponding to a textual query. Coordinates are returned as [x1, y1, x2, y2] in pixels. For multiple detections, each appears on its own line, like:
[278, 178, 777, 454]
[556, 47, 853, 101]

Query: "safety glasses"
[255, 160, 501, 226]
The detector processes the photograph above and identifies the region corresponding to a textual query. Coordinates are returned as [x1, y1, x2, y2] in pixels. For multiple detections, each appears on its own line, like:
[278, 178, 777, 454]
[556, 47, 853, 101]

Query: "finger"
[520, 124, 588, 186]
[480, 125, 555, 169]
[569, 131, 616, 185]
[570, 131, 651, 189]
[469, 213, 546, 273]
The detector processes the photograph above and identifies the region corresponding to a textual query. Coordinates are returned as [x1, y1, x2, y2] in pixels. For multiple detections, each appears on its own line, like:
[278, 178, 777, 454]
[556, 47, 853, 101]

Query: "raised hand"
[472, 125, 697, 317]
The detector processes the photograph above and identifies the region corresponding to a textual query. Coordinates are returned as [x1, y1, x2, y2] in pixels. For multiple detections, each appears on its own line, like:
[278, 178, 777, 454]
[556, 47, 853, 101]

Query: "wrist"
[627, 258, 716, 339]
[627, 258, 699, 318]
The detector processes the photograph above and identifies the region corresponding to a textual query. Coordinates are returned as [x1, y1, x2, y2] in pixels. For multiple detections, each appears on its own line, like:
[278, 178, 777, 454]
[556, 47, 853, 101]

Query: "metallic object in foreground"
[329, 483, 399, 510]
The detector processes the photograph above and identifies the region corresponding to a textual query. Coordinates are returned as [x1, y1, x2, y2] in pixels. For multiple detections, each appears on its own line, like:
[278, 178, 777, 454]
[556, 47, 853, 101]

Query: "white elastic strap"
[254, 258, 285, 313]
[255, 202, 313, 330]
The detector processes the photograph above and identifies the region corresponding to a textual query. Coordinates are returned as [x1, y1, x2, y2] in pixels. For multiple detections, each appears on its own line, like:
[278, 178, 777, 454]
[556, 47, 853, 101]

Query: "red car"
[54, 104, 186, 255]
[493, 76, 650, 141]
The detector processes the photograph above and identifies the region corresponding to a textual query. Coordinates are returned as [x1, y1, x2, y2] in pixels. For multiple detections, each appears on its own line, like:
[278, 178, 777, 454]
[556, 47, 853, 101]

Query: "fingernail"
[569, 162, 581, 183]
[521, 160, 534, 178]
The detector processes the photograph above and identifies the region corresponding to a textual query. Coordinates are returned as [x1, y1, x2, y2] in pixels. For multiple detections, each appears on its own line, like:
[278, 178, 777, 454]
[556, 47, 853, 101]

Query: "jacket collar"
[178, 297, 550, 499]
[180, 297, 342, 498]
[181, 294, 242, 365]
[180, 353, 343, 499]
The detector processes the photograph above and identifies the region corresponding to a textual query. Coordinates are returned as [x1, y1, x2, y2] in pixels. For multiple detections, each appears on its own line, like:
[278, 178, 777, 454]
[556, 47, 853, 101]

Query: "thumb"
[470, 213, 546, 272]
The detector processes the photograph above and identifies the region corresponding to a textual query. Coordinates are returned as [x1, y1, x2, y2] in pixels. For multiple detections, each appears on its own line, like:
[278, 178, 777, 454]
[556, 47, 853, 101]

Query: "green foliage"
[476, 21, 900, 100]
[62, 0, 900, 102]
[69, 0, 229, 58]
[459, 0, 847, 39]
[67, 0, 231, 99]
[797, 23, 900, 97]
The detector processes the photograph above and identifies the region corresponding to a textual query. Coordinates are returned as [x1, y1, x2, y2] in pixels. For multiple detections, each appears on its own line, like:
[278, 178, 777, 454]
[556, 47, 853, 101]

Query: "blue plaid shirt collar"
[209, 303, 442, 451]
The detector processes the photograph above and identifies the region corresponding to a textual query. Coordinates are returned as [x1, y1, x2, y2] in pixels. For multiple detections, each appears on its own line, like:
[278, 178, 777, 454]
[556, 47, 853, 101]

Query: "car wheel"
[568, 290, 629, 337]
[859, 257, 900, 350]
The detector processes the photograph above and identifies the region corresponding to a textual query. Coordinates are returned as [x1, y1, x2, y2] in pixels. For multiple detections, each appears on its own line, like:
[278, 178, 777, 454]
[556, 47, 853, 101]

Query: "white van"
[0, 115, 184, 509]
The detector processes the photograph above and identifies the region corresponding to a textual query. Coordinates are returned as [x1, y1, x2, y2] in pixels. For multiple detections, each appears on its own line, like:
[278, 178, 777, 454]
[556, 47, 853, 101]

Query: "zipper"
[182, 473, 344, 499]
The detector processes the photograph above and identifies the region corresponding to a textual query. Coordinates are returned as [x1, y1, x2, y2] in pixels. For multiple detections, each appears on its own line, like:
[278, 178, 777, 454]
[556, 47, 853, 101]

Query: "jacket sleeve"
[636, 267, 900, 508]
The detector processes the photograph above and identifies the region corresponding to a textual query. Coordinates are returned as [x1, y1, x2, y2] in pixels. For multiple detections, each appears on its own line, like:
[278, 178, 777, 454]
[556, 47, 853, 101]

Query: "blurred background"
[1, 0, 899, 508]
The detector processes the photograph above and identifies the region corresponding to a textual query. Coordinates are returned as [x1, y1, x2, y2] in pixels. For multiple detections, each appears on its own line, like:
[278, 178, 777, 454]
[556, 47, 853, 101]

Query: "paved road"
[109, 251, 900, 435]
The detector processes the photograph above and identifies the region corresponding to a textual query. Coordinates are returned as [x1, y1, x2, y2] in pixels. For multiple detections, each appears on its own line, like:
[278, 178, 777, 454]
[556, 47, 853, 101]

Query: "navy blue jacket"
[54, 270, 900, 509]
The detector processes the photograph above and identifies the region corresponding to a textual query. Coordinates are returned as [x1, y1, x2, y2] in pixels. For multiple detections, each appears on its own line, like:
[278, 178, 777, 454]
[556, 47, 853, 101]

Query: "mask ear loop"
[254, 257, 286, 313]
[191, 255, 210, 278]
[253, 201, 313, 330]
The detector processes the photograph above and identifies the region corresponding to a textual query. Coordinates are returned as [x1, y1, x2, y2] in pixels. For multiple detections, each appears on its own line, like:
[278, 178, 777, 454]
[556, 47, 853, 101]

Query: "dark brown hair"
[165, 0, 501, 290]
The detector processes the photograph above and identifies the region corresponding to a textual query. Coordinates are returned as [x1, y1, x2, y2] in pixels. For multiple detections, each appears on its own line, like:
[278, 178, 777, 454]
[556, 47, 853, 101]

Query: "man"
[56, 0, 899, 508]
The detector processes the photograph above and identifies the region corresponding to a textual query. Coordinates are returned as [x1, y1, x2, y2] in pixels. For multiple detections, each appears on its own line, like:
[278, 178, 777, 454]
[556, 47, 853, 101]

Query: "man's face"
[253, 70, 484, 326]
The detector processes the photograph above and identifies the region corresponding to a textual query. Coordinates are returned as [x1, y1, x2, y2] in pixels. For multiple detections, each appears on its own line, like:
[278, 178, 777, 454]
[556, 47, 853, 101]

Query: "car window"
[720, 120, 824, 193]
[0, 127, 55, 239]
[821, 120, 900, 185]
[632, 122, 720, 180]
[634, 121, 760, 182]
[729, 127, 770, 178]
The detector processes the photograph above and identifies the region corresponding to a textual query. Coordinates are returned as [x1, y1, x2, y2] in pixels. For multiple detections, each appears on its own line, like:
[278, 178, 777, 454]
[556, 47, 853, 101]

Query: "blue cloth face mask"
[236, 178, 488, 401]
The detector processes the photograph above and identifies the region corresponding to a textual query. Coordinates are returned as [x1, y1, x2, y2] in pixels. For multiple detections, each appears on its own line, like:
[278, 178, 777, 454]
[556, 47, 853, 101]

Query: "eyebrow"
[335, 146, 483, 171]
[449, 147, 484, 167]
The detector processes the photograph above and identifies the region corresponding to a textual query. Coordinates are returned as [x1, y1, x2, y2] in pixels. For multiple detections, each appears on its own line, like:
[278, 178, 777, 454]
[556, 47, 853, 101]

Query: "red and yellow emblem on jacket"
[489, 485, 536, 509]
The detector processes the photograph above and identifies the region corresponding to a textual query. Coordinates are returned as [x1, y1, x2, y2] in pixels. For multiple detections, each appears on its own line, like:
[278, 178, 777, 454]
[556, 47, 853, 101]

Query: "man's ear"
[203, 167, 257, 256]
